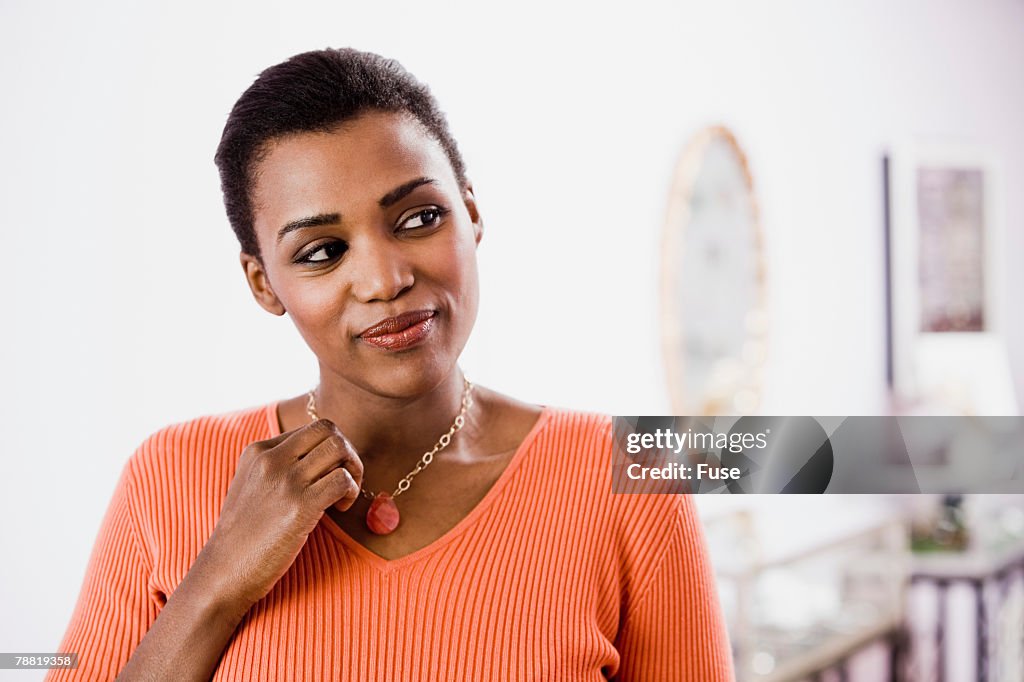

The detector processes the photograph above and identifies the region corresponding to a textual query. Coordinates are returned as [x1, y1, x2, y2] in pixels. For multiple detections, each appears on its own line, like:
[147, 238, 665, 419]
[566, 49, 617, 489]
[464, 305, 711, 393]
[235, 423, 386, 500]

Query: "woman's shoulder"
[128, 400, 278, 474]
[522, 405, 694, 544]
[528, 406, 614, 464]
[542, 406, 613, 436]
[111, 402, 278, 527]
[512, 402, 694, 580]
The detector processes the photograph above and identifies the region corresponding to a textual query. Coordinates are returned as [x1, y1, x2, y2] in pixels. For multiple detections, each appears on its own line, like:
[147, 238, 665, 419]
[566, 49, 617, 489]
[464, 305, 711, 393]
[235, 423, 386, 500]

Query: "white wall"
[2, 0, 1023, 672]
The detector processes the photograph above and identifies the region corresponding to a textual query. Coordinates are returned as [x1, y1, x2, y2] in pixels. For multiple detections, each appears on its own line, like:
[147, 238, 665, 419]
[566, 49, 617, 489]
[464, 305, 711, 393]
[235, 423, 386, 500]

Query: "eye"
[398, 206, 449, 231]
[296, 241, 347, 264]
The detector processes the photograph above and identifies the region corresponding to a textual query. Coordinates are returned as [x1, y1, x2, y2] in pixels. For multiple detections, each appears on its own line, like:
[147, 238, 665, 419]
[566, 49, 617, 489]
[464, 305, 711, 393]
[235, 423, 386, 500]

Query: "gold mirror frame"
[660, 125, 768, 415]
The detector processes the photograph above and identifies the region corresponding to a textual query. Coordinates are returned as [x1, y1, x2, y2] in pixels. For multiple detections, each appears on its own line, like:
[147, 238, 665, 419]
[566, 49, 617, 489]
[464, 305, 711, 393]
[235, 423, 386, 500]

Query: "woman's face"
[241, 110, 482, 398]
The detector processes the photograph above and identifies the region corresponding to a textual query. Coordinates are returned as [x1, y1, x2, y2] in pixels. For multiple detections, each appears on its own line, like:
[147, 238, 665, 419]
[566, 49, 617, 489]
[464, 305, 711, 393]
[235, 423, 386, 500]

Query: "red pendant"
[366, 492, 400, 535]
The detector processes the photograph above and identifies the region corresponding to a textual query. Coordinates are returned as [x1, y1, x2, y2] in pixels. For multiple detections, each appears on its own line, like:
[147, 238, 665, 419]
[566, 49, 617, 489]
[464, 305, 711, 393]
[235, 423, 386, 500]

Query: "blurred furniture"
[910, 515, 1024, 682]
[704, 509, 909, 682]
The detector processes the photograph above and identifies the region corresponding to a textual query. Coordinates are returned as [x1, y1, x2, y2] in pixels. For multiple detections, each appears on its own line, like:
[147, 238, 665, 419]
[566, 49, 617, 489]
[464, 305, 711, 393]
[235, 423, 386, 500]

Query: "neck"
[310, 367, 475, 466]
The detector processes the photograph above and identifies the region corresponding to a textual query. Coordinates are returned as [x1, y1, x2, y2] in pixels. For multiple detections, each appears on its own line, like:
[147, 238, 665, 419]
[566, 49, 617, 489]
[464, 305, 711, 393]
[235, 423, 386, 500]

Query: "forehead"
[251, 111, 457, 238]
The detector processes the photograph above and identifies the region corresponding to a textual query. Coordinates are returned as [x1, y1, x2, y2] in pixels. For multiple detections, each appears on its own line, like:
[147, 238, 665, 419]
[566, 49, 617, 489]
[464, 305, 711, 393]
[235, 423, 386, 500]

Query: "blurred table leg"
[936, 579, 947, 682]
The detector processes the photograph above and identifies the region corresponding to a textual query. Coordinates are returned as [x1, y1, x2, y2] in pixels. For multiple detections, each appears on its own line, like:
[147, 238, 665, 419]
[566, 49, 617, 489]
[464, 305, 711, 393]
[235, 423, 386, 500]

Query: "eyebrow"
[276, 213, 340, 243]
[276, 177, 438, 243]
[379, 176, 437, 208]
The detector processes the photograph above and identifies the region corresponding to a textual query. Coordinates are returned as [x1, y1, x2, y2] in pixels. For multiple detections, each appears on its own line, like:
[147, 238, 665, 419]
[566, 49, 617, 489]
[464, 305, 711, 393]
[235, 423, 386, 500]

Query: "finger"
[297, 433, 364, 486]
[307, 466, 360, 511]
[245, 428, 294, 454]
[271, 418, 339, 461]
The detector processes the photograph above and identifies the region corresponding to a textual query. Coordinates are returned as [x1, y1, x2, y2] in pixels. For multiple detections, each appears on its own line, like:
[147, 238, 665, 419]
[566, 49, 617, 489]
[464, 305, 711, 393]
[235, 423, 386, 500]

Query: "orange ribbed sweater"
[49, 404, 734, 681]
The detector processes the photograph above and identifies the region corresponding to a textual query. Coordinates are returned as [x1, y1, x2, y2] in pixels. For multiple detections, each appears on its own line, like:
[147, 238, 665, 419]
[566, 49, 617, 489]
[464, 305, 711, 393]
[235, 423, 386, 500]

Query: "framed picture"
[886, 141, 1016, 414]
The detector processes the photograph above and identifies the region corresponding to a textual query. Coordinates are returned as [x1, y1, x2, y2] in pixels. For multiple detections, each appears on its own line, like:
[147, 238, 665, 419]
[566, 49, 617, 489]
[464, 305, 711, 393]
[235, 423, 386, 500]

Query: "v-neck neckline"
[263, 401, 553, 572]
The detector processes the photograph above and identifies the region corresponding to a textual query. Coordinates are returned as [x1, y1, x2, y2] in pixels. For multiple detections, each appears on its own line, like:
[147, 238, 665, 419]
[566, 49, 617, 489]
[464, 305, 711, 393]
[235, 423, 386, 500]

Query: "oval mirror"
[661, 126, 768, 415]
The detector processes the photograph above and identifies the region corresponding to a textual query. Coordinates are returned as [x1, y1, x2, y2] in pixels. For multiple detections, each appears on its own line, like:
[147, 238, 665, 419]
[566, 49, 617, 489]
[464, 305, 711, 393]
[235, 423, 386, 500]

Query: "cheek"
[295, 301, 338, 339]
[271, 274, 347, 348]
[438, 232, 480, 307]
[452, 242, 481, 342]
[418, 229, 480, 341]
[278, 279, 335, 322]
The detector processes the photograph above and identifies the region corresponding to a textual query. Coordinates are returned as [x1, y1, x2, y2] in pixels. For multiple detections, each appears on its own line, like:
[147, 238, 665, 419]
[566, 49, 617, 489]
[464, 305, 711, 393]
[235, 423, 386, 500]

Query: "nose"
[348, 237, 414, 303]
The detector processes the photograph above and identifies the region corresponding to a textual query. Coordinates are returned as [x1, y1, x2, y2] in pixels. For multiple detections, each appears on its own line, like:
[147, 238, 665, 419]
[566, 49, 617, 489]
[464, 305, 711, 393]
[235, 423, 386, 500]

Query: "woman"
[49, 48, 734, 681]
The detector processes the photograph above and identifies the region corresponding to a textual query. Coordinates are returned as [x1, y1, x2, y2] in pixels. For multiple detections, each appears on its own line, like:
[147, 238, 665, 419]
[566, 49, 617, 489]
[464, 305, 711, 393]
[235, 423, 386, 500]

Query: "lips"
[358, 309, 436, 351]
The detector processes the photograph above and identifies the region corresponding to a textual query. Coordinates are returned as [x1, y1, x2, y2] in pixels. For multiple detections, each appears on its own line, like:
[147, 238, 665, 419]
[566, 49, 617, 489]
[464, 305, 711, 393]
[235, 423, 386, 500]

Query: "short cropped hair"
[214, 48, 469, 258]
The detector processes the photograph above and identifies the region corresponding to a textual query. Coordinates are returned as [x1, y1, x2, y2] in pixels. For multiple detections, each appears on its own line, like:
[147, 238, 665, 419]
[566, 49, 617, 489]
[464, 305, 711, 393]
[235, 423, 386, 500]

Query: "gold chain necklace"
[305, 377, 474, 535]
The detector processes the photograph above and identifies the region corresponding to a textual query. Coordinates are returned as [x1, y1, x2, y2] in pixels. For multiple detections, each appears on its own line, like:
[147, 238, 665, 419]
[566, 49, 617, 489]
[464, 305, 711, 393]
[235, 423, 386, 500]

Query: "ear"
[240, 252, 286, 316]
[463, 183, 484, 246]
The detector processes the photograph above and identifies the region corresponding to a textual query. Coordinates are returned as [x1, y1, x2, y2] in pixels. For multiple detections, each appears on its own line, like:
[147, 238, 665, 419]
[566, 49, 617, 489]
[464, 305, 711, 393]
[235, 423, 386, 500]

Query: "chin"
[362, 359, 453, 399]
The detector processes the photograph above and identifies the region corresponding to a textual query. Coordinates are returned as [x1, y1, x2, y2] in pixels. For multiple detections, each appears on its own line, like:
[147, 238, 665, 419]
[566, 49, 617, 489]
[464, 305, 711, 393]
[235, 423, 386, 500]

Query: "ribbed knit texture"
[48, 403, 734, 681]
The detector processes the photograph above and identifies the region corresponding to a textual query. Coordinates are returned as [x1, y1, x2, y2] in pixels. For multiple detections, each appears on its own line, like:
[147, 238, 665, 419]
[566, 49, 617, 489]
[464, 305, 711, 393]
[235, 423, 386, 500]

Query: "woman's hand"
[197, 419, 363, 610]
[114, 420, 361, 681]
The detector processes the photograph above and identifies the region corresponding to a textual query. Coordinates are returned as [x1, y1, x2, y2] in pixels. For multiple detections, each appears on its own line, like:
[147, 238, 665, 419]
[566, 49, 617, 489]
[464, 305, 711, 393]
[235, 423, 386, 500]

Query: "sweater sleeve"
[45, 455, 161, 682]
[612, 493, 736, 681]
